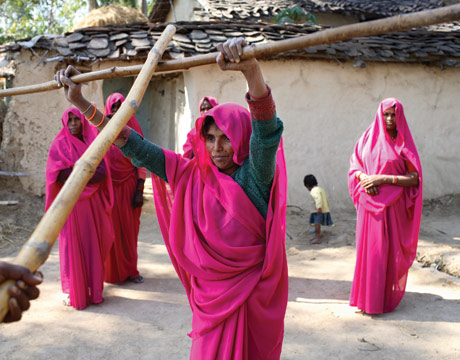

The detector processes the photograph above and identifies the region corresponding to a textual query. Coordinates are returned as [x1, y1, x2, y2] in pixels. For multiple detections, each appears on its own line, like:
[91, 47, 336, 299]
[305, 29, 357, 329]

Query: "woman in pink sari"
[55, 37, 288, 359]
[348, 98, 423, 314]
[45, 108, 114, 310]
[183, 96, 219, 159]
[103, 93, 147, 284]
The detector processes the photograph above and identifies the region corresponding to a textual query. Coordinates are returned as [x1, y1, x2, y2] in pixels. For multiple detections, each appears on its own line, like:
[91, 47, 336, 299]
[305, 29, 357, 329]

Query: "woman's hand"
[0, 261, 43, 323]
[216, 38, 258, 72]
[365, 186, 379, 196]
[54, 65, 85, 107]
[360, 174, 385, 189]
[357, 174, 382, 196]
[216, 37, 267, 98]
[132, 190, 144, 209]
[132, 178, 144, 208]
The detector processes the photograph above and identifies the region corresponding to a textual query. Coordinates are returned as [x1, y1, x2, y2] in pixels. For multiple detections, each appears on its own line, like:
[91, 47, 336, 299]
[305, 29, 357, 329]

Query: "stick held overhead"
[1, 3, 460, 98]
[0, 24, 177, 323]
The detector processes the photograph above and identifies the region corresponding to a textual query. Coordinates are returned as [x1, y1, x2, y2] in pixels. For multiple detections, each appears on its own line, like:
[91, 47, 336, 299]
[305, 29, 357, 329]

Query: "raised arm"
[55, 66, 124, 146]
[216, 38, 267, 98]
[217, 38, 283, 194]
[54, 66, 167, 181]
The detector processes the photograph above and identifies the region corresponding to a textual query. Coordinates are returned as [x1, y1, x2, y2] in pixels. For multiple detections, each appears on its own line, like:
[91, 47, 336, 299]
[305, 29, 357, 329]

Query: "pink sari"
[348, 98, 423, 314]
[103, 93, 147, 283]
[153, 102, 288, 359]
[45, 108, 114, 310]
[182, 96, 218, 159]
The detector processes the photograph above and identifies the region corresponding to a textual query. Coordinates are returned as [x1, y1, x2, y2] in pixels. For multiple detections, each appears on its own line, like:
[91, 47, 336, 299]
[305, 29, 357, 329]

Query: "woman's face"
[383, 106, 396, 132]
[200, 99, 212, 114]
[205, 123, 238, 175]
[67, 112, 82, 138]
[111, 100, 122, 114]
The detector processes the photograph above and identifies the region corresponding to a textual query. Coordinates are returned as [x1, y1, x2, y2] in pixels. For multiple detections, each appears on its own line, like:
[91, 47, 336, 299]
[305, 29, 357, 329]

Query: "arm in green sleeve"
[119, 129, 168, 183]
[249, 113, 283, 186]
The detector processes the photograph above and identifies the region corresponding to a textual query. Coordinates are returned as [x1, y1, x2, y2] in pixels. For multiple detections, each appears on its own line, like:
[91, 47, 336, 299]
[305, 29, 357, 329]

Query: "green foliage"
[99, 0, 138, 7]
[275, 5, 317, 25]
[0, 0, 156, 45]
[97, 0, 155, 13]
[0, 0, 87, 44]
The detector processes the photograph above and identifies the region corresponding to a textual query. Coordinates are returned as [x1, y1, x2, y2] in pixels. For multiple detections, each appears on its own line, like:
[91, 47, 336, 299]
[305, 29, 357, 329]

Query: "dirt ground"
[0, 185, 459, 360]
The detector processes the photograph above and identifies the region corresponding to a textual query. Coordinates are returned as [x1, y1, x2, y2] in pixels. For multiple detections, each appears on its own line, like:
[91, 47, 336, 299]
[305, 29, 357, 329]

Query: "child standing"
[304, 174, 333, 244]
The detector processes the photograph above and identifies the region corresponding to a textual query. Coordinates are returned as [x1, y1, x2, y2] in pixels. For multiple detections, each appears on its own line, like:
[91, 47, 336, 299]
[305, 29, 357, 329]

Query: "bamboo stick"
[0, 24, 177, 322]
[1, 3, 460, 98]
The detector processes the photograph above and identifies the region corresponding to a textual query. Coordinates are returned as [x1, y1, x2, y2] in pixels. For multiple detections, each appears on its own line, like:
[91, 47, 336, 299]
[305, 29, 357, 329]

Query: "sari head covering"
[45, 107, 114, 309]
[348, 98, 423, 313]
[105, 92, 143, 134]
[104, 93, 145, 283]
[199, 95, 218, 113]
[104, 92, 146, 181]
[46, 107, 112, 208]
[182, 96, 219, 159]
[153, 102, 288, 358]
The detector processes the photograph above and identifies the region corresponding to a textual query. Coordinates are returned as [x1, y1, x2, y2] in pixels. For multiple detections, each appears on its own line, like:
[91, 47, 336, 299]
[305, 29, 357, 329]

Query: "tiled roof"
[149, 0, 446, 23]
[1, 21, 460, 68]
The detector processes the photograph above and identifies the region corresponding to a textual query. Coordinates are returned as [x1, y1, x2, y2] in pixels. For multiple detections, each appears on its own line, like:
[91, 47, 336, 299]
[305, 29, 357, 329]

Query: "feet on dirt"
[310, 237, 322, 245]
[130, 275, 144, 284]
[62, 294, 71, 306]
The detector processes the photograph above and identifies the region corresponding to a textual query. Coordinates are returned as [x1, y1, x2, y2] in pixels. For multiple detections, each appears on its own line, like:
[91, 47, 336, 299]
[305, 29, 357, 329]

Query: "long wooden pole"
[0, 24, 177, 322]
[1, 3, 460, 98]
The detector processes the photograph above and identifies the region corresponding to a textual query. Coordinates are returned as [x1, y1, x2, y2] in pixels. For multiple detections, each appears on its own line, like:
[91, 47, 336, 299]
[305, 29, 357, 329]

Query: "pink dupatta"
[348, 98, 423, 313]
[104, 92, 147, 181]
[45, 108, 114, 309]
[182, 96, 219, 159]
[153, 102, 288, 359]
[103, 93, 146, 282]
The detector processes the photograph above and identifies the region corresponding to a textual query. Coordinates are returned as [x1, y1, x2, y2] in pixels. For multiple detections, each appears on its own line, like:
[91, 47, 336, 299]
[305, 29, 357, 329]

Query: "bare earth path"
[0, 192, 459, 360]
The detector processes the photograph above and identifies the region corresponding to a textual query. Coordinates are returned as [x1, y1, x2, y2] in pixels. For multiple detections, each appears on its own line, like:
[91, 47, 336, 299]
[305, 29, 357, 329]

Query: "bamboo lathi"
[2, 3, 460, 98]
[0, 24, 177, 322]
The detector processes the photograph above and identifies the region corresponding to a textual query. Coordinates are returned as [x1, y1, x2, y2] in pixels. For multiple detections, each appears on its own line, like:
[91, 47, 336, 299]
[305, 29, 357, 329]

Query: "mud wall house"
[1, 0, 460, 210]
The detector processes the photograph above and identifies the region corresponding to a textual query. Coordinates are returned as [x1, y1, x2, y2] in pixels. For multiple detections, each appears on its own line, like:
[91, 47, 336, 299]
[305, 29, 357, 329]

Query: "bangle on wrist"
[82, 102, 93, 115]
[85, 102, 97, 121]
[92, 111, 105, 128]
[392, 175, 397, 184]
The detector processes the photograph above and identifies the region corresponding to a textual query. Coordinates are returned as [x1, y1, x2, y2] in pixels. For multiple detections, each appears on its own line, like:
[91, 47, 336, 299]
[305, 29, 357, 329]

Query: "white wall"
[166, 0, 202, 22]
[181, 59, 460, 210]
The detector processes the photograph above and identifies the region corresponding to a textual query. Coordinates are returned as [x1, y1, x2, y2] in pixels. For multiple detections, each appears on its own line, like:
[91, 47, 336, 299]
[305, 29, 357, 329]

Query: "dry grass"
[74, 4, 148, 30]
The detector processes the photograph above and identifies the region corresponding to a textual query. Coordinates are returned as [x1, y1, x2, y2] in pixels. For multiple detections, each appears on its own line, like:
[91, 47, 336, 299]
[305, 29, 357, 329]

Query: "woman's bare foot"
[310, 237, 322, 244]
[130, 274, 144, 284]
[62, 294, 71, 306]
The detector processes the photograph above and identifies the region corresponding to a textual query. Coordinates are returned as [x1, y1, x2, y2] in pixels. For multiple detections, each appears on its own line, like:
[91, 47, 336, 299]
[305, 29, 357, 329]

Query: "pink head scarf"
[349, 98, 422, 213]
[198, 95, 218, 112]
[182, 96, 219, 159]
[45, 107, 113, 211]
[105, 92, 143, 134]
[45, 108, 114, 310]
[105, 92, 146, 181]
[348, 98, 423, 312]
[153, 102, 288, 356]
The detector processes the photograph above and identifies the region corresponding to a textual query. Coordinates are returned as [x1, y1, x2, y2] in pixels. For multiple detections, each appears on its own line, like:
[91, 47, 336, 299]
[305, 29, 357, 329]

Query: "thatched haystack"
[74, 4, 148, 29]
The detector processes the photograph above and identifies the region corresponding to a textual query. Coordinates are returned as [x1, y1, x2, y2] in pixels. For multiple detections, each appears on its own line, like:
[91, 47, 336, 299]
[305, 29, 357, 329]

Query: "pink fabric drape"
[348, 98, 423, 314]
[103, 93, 145, 283]
[153, 102, 288, 359]
[182, 96, 219, 159]
[45, 107, 114, 310]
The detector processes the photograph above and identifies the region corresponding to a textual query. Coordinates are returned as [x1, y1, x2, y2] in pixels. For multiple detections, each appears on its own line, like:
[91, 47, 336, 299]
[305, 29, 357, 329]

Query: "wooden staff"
[1, 3, 460, 98]
[0, 24, 176, 322]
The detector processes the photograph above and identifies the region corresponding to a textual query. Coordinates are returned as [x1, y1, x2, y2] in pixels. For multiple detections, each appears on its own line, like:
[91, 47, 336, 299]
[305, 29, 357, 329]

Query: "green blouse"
[120, 113, 283, 217]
